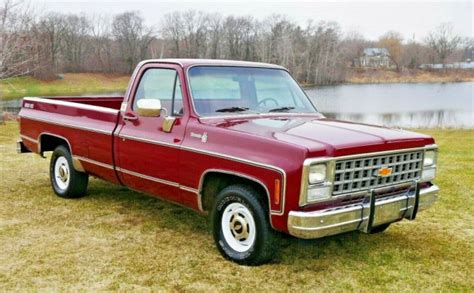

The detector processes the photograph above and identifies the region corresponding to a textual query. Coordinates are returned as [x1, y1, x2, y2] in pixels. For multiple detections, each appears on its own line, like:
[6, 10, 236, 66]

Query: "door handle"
[123, 112, 138, 121]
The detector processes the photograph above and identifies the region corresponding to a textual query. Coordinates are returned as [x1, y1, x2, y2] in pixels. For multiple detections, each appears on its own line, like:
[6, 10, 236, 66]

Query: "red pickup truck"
[18, 59, 439, 265]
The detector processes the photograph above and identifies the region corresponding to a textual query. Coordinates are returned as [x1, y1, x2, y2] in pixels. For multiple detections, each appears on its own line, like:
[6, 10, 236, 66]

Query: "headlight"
[309, 164, 326, 184]
[424, 150, 436, 167]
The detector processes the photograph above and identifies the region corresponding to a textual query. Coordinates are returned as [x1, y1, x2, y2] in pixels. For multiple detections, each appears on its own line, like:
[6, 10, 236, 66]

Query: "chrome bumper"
[288, 184, 439, 239]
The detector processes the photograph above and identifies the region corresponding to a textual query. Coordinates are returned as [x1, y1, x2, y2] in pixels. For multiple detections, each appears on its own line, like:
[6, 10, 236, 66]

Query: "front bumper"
[288, 183, 439, 239]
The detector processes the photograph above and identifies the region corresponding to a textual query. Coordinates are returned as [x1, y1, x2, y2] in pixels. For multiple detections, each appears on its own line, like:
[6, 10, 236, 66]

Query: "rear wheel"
[50, 145, 88, 198]
[211, 184, 277, 265]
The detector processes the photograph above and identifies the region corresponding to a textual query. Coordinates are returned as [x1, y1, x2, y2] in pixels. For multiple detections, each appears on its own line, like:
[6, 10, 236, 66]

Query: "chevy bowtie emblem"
[375, 167, 393, 177]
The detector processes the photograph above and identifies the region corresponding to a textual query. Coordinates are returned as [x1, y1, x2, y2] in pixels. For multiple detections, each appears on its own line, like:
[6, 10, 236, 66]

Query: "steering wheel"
[258, 98, 279, 107]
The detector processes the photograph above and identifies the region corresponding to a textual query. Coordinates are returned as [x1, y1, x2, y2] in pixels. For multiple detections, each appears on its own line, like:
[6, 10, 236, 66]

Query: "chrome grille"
[332, 150, 423, 196]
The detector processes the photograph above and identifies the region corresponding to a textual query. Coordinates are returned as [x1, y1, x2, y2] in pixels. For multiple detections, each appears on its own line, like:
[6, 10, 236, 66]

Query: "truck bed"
[19, 96, 124, 184]
[46, 96, 124, 110]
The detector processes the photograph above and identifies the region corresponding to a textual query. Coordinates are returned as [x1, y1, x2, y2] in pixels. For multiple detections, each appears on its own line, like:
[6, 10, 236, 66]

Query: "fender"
[38, 132, 85, 172]
[198, 168, 275, 227]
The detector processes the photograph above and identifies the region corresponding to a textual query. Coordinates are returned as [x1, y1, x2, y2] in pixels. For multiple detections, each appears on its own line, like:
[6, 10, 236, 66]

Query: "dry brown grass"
[1, 122, 473, 291]
[347, 69, 474, 84]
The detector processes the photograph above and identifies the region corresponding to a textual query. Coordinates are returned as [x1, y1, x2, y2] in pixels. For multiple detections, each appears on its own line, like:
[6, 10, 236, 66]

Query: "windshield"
[188, 66, 317, 116]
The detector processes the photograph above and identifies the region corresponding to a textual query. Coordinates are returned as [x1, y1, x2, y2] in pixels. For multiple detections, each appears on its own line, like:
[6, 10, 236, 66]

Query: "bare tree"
[112, 11, 154, 73]
[208, 13, 222, 59]
[181, 10, 209, 58]
[302, 21, 344, 85]
[62, 14, 91, 72]
[460, 37, 473, 61]
[425, 23, 462, 68]
[0, 0, 37, 80]
[402, 37, 433, 69]
[89, 14, 113, 72]
[260, 15, 297, 67]
[378, 31, 403, 71]
[6, 7, 450, 86]
[161, 12, 183, 57]
[222, 15, 256, 60]
[37, 12, 68, 72]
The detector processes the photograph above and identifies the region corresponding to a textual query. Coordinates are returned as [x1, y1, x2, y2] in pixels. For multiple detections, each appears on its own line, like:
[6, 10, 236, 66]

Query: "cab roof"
[139, 58, 286, 70]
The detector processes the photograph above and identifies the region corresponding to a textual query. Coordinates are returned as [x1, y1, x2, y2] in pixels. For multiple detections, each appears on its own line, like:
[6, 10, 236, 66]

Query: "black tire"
[50, 145, 88, 198]
[370, 223, 391, 234]
[211, 184, 277, 266]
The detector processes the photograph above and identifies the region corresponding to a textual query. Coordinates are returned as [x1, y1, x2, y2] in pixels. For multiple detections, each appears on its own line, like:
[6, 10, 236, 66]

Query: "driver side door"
[115, 64, 187, 203]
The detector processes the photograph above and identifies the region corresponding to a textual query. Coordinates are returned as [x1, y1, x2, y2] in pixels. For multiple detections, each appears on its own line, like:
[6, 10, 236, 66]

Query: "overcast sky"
[31, 0, 473, 41]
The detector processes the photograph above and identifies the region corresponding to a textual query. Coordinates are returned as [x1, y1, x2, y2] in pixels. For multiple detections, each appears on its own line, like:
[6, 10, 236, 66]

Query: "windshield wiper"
[268, 106, 295, 113]
[215, 106, 251, 113]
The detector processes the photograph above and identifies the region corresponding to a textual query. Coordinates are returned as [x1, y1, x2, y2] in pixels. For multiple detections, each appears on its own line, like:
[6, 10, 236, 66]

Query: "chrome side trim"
[23, 97, 120, 114]
[75, 156, 199, 196]
[20, 134, 38, 144]
[179, 185, 199, 194]
[74, 156, 115, 170]
[116, 167, 180, 188]
[117, 133, 287, 215]
[118, 134, 180, 149]
[20, 114, 113, 135]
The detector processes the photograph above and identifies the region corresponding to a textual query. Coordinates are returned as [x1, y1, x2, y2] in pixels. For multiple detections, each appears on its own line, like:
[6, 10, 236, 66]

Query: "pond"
[1, 82, 472, 128]
[306, 82, 473, 128]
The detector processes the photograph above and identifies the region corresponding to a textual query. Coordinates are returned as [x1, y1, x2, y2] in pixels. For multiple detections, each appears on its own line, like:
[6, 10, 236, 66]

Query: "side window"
[133, 68, 184, 116]
[173, 78, 184, 116]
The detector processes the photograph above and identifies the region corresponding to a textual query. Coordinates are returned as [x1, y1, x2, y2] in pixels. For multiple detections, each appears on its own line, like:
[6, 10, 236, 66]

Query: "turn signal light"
[274, 179, 281, 205]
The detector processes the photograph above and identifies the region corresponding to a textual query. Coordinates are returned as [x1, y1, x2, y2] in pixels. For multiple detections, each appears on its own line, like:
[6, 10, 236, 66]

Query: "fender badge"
[190, 132, 208, 143]
[201, 132, 208, 143]
[375, 167, 393, 177]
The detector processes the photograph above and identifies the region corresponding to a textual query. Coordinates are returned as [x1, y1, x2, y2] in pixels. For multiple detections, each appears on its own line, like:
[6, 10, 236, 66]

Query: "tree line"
[1, 0, 472, 83]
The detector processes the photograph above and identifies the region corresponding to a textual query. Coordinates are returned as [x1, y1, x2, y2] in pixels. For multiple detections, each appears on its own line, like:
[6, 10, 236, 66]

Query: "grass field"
[0, 122, 473, 291]
[0, 74, 129, 101]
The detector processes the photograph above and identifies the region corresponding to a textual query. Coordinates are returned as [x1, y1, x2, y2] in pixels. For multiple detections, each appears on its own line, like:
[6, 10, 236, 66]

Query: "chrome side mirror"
[136, 99, 162, 117]
[136, 98, 176, 133]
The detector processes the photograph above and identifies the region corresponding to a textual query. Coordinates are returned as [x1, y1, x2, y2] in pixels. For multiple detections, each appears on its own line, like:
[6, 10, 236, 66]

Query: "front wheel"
[211, 184, 277, 265]
[50, 145, 89, 198]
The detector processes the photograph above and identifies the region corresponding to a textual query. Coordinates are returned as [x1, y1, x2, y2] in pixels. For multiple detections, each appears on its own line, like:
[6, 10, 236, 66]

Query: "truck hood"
[200, 115, 435, 157]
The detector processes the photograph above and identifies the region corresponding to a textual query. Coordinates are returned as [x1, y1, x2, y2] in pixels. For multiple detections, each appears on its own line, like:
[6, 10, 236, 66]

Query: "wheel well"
[39, 134, 70, 155]
[200, 171, 269, 212]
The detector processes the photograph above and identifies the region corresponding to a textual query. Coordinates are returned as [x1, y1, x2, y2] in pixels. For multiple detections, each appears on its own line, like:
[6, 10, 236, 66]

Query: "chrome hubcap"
[221, 202, 256, 252]
[54, 157, 70, 190]
[230, 214, 249, 241]
[58, 165, 69, 182]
